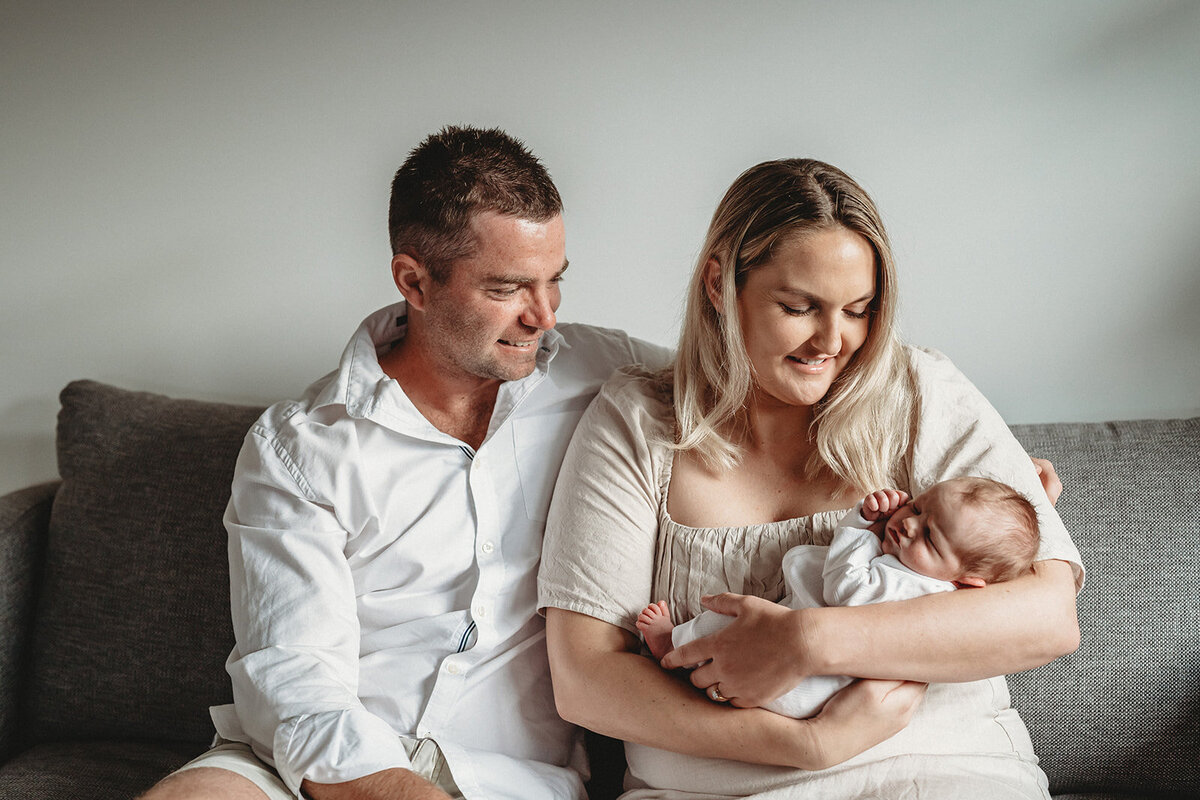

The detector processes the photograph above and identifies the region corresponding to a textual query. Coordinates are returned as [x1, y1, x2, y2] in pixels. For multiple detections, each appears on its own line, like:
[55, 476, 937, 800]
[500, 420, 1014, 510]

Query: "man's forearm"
[812, 559, 1080, 682]
[302, 768, 451, 800]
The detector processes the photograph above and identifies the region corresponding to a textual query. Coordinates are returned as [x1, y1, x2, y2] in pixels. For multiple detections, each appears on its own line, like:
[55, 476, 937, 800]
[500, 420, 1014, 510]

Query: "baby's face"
[879, 482, 980, 584]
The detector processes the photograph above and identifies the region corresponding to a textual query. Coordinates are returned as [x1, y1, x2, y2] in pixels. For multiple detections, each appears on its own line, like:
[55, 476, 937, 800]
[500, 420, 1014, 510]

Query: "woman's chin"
[778, 379, 836, 409]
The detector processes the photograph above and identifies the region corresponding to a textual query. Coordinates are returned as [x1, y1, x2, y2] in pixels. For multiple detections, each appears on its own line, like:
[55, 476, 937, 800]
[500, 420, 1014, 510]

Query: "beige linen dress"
[538, 346, 1084, 800]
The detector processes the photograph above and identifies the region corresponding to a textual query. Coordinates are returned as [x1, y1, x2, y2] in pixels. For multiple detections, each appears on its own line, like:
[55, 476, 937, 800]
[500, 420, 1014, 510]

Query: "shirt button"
[475, 605, 487, 618]
[480, 541, 495, 554]
[446, 662, 462, 675]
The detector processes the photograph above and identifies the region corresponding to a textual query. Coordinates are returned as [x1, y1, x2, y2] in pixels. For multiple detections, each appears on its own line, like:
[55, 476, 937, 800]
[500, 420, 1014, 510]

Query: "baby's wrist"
[849, 501, 878, 525]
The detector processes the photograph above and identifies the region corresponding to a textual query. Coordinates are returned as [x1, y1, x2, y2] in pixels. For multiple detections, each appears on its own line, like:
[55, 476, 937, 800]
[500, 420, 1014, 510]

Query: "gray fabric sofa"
[0, 380, 1196, 799]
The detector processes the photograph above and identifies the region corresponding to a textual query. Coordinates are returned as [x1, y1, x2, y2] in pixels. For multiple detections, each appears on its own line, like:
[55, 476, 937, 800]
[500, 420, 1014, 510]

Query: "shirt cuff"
[273, 707, 411, 796]
[836, 501, 872, 530]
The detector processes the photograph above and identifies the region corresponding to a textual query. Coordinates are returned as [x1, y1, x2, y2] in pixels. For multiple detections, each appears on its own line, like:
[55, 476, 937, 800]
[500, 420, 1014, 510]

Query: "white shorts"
[174, 737, 462, 799]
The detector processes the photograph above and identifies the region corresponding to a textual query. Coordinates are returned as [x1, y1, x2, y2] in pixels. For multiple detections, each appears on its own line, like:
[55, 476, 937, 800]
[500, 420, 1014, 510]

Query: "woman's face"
[733, 226, 877, 410]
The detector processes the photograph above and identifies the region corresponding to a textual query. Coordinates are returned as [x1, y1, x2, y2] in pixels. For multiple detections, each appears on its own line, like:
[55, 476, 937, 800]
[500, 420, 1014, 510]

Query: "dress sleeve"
[224, 423, 410, 794]
[538, 371, 668, 635]
[905, 347, 1085, 589]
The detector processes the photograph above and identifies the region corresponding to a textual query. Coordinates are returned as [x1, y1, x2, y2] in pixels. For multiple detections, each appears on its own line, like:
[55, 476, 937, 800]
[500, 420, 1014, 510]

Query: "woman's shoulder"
[900, 343, 1017, 467]
[900, 344, 988, 408]
[569, 365, 676, 458]
[902, 343, 959, 378]
[592, 364, 674, 423]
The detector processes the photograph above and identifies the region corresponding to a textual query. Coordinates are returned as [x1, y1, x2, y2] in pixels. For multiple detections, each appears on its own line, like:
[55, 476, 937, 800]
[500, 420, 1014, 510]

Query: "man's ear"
[954, 575, 988, 589]
[703, 257, 723, 312]
[392, 253, 429, 311]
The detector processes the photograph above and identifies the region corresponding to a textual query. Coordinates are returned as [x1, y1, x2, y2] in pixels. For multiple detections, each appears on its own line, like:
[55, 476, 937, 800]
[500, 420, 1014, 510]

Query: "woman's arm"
[663, 558, 1078, 707]
[546, 608, 925, 770]
[817, 558, 1080, 682]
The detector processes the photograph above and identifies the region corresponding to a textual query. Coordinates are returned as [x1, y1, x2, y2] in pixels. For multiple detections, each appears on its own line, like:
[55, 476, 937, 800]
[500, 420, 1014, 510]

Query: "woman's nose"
[812, 313, 841, 355]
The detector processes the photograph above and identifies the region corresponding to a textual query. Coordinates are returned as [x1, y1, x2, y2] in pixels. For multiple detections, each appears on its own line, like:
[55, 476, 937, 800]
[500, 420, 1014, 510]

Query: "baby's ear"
[954, 576, 987, 589]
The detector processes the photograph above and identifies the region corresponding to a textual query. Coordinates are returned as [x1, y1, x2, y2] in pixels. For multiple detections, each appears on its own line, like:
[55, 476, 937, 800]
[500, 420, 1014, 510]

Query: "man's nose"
[521, 287, 557, 331]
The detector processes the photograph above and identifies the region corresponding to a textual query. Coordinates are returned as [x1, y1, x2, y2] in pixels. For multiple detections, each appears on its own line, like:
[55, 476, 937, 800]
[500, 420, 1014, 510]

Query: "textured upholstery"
[23, 381, 264, 746]
[0, 482, 56, 760]
[0, 740, 197, 800]
[0, 380, 1195, 799]
[1010, 418, 1200, 797]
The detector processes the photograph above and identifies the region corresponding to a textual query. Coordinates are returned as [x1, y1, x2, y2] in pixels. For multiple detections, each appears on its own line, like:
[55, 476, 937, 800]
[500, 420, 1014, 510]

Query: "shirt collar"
[311, 301, 568, 424]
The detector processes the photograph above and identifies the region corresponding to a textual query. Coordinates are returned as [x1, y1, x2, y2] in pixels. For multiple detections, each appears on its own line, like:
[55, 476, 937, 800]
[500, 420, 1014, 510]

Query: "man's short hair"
[954, 477, 1041, 584]
[388, 126, 562, 282]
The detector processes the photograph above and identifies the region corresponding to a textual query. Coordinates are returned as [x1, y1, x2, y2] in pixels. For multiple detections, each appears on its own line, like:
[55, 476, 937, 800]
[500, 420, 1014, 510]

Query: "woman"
[538, 158, 1082, 798]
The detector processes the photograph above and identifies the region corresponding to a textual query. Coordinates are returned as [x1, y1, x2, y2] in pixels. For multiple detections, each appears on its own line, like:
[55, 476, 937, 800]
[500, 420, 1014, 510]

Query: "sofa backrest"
[21, 379, 1200, 796]
[23, 381, 265, 746]
[1009, 417, 1200, 796]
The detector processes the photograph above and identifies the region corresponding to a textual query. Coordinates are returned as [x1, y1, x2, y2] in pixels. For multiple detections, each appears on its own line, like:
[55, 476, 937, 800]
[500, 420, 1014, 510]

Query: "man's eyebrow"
[486, 260, 569, 285]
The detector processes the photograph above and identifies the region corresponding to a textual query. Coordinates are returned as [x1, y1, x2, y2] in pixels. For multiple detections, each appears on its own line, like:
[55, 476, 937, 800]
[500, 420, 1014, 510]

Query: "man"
[141, 126, 669, 800]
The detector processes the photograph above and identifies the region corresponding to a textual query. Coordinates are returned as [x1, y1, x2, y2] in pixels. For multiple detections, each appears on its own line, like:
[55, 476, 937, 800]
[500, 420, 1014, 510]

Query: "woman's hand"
[660, 593, 813, 708]
[812, 679, 926, 767]
[1031, 457, 1063, 506]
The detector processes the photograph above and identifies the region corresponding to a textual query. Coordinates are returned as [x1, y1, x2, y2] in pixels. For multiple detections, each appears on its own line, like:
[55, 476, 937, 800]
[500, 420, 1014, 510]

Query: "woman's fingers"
[662, 594, 812, 707]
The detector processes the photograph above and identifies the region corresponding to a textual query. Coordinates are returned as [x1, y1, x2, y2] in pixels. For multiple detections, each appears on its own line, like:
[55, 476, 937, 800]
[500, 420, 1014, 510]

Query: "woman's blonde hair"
[671, 158, 911, 492]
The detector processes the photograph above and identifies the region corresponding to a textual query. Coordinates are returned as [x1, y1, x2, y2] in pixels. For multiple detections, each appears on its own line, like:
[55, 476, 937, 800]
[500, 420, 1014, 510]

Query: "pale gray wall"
[3, 1, 1198, 495]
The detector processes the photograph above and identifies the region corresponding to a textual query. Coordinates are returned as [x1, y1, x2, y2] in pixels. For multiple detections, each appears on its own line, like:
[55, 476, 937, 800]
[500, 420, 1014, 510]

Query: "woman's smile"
[786, 354, 836, 375]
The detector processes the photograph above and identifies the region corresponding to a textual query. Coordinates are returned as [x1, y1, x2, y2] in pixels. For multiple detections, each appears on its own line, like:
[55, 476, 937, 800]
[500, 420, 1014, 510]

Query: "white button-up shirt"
[209, 303, 670, 799]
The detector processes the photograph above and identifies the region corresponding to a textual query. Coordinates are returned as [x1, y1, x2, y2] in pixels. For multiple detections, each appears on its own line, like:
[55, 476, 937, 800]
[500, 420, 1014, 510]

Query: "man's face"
[421, 210, 566, 384]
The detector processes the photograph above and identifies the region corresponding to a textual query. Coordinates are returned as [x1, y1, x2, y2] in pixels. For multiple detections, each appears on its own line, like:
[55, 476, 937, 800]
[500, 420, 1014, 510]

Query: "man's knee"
[138, 766, 270, 800]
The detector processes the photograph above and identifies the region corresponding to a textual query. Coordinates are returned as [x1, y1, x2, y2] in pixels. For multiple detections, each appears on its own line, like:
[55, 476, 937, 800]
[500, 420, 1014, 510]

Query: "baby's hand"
[861, 489, 910, 521]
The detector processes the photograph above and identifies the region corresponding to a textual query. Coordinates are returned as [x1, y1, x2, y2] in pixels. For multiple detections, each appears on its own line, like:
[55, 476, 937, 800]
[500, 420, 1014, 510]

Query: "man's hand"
[659, 593, 813, 708]
[1031, 457, 1063, 506]
[861, 489, 910, 522]
[302, 768, 452, 800]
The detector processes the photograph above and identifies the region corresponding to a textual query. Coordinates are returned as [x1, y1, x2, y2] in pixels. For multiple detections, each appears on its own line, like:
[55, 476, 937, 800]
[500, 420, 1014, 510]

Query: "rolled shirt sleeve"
[220, 425, 411, 795]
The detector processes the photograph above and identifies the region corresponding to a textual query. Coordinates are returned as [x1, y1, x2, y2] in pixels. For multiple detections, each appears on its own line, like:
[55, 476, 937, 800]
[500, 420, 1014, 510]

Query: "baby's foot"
[636, 600, 676, 660]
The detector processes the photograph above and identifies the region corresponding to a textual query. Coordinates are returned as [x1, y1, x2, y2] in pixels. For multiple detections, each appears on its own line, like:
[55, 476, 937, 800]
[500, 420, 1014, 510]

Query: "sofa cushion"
[0, 482, 57, 760]
[0, 739, 200, 800]
[1009, 417, 1200, 797]
[23, 381, 265, 746]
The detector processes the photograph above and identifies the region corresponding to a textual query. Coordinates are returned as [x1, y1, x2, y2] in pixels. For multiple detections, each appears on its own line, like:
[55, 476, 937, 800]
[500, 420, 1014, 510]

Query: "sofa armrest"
[0, 481, 58, 759]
